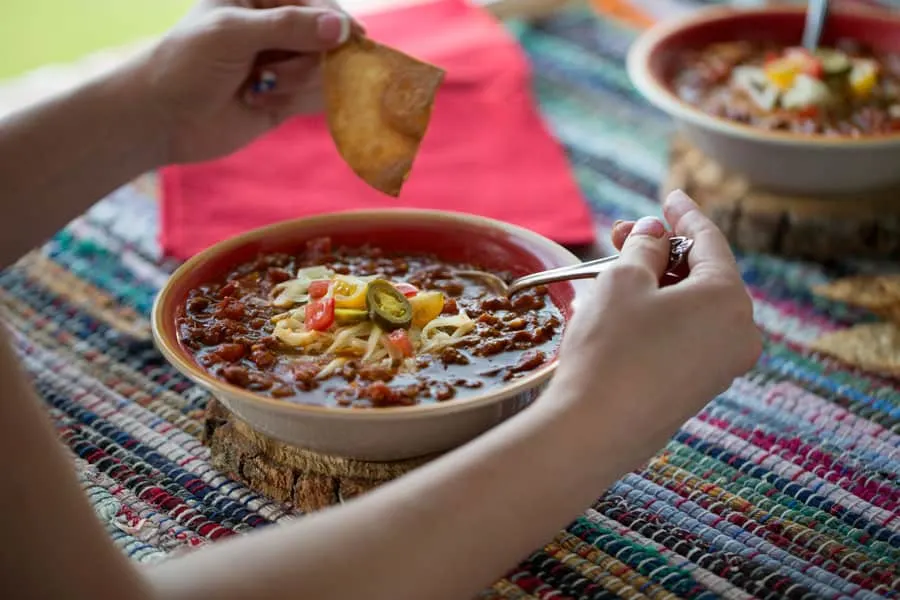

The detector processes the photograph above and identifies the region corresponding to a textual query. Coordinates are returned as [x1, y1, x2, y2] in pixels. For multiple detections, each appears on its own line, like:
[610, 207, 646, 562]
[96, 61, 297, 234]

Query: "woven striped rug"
[2, 3, 898, 598]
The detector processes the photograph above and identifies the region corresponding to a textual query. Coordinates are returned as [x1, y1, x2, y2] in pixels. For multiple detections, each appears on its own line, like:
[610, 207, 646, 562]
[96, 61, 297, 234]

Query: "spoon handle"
[506, 236, 694, 296]
[802, 0, 830, 52]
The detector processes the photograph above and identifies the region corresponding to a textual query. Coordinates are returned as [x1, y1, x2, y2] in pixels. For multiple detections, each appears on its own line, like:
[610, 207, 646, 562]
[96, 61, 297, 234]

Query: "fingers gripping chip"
[323, 36, 445, 197]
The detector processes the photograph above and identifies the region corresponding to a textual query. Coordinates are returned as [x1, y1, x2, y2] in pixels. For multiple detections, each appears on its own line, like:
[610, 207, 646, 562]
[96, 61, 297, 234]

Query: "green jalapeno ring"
[334, 308, 369, 326]
[366, 279, 413, 331]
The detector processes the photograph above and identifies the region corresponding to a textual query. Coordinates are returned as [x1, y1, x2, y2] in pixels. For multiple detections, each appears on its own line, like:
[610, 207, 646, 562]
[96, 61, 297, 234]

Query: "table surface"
[2, 1, 899, 599]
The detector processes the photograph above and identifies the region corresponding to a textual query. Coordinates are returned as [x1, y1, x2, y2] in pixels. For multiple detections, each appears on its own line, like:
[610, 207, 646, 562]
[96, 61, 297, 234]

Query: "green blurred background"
[0, 0, 193, 80]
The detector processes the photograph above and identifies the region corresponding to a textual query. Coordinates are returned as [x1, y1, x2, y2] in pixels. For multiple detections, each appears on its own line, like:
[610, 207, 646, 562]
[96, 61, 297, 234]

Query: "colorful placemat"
[1, 2, 899, 598]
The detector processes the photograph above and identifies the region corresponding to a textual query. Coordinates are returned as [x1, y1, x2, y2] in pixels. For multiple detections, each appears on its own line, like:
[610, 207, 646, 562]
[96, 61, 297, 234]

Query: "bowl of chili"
[151, 209, 588, 461]
[626, 4, 900, 195]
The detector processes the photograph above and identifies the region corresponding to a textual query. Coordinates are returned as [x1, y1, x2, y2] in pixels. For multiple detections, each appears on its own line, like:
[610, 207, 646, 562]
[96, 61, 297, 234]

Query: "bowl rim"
[151, 208, 586, 421]
[626, 3, 900, 148]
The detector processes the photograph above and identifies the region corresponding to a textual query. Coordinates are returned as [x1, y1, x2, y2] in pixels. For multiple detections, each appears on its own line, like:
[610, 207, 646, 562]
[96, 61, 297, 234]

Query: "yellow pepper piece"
[332, 275, 368, 309]
[409, 291, 445, 328]
[764, 59, 798, 90]
[850, 60, 878, 98]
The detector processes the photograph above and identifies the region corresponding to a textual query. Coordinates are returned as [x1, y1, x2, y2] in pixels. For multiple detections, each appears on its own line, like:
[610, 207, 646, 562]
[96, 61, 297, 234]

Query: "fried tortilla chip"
[323, 35, 445, 197]
[812, 274, 900, 322]
[809, 322, 900, 378]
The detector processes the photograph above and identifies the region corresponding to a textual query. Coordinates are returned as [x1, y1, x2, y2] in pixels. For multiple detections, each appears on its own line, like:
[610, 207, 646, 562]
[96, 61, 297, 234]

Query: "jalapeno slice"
[334, 308, 369, 326]
[366, 279, 413, 331]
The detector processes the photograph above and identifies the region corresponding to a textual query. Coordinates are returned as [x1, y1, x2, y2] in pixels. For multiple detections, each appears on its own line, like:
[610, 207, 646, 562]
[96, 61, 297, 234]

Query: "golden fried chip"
[812, 275, 900, 321]
[323, 35, 445, 197]
[809, 322, 900, 377]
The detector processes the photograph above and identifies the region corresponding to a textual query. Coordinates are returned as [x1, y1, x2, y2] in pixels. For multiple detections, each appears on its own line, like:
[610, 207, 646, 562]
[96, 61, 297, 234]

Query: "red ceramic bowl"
[151, 209, 588, 460]
[627, 4, 900, 194]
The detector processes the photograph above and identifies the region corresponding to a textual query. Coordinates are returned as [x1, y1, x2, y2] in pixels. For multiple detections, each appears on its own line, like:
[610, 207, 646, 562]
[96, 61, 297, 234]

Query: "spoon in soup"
[457, 236, 694, 297]
[802, 0, 830, 53]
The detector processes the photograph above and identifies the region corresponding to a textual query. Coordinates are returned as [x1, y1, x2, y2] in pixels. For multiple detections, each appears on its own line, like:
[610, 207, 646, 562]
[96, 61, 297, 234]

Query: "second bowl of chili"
[627, 4, 900, 195]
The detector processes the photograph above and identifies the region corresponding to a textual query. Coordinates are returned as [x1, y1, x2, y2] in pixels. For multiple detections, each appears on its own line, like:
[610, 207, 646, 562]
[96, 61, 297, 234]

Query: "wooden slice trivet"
[203, 399, 436, 512]
[662, 135, 900, 261]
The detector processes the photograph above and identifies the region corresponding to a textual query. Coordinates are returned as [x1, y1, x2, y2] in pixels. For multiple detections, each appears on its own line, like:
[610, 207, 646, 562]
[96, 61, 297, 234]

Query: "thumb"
[616, 216, 671, 282]
[216, 6, 352, 54]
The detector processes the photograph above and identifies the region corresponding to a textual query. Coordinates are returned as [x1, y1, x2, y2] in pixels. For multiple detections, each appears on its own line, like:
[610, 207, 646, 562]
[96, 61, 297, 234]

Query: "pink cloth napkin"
[159, 0, 595, 260]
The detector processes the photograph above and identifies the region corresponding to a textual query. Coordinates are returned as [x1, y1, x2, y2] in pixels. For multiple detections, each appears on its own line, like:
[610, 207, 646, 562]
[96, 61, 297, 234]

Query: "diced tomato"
[796, 105, 819, 119]
[308, 280, 330, 299]
[387, 329, 414, 357]
[802, 60, 823, 79]
[392, 282, 419, 297]
[785, 47, 823, 78]
[305, 297, 335, 331]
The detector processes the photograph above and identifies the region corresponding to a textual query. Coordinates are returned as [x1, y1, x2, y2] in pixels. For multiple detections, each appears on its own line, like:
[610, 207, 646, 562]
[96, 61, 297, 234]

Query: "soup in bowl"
[152, 209, 588, 460]
[627, 4, 900, 194]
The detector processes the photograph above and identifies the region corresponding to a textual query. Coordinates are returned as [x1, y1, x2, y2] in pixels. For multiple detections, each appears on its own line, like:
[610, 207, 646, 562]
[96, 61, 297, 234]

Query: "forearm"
[0, 327, 153, 600]
[146, 384, 644, 600]
[0, 51, 166, 268]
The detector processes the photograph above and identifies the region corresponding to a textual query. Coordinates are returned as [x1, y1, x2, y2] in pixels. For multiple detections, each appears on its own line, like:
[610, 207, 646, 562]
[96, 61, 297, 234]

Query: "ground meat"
[251, 349, 276, 368]
[441, 297, 459, 315]
[531, 326, 554, 344]
[363, 382, 413, 407]
[441, 347, 470, 366]
[432, 382, 455, 401]
[511, 330, 534, 344]
[187, 297, 209, 313]
[358, 365, 394, 382]
[477, 313, 501, 327]
[477, 337, 510, 356]
[481, 296, 512, 311]
[341, 361, 360, 381]
[437, 280, 465, 296]
[453, 378, 484, 389]
[511, 350, 545, 374]
[292, 362, 321, 382]
[271, 384, 294, 398]
[267, 267, 292, 283]
[511, 293, 543, 312]
[188, 325, 223, 346]
[220, 281, 240, 298]
[306, 237, 332, 262]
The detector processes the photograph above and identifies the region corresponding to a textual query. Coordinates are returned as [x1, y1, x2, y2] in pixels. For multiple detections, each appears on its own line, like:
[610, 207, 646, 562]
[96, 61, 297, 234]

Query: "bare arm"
[0, 1, 760, 597]
[0, 315, 618, 600]
[0, 0, 363, 270]
[0, 191, 759, 600]
[0, 328, 153, 600]
[146, 382, 648, 600]
[0, 58, 166, 269]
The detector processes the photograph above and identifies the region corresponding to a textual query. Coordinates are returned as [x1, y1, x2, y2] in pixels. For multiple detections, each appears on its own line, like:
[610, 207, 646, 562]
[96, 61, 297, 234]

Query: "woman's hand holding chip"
[138, 0, 363, 164]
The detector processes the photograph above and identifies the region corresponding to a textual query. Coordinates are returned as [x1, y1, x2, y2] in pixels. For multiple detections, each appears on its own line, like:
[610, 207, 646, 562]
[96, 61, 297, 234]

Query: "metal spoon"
[457, 236, 695, 297]
[802, 0, 830, 53]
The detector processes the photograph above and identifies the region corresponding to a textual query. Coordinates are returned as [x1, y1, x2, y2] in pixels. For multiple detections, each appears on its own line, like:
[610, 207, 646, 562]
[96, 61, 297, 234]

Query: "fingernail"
[318, 12, 350, 44]
[667, 189, 698, 211]
[630, 216, 666, 238]
[251, 70, 277, 94]
[612, 219, 624, 230]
